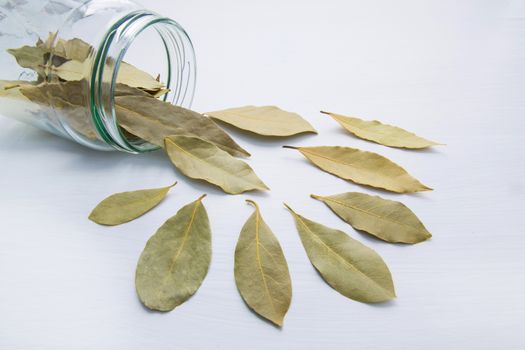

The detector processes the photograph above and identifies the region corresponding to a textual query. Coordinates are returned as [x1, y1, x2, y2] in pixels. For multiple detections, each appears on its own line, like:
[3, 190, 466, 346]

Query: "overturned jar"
[0, 0, 196, 152]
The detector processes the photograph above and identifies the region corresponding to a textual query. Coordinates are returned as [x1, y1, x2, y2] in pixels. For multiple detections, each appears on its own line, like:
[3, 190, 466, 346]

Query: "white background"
[1, 0, 525, 349]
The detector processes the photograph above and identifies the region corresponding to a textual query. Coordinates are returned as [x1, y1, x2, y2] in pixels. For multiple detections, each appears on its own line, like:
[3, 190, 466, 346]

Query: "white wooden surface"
[1, 1, 525, 349]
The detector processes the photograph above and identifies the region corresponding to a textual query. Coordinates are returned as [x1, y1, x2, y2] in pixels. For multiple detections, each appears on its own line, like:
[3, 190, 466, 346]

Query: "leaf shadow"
[134, 293, 182, 316]
[354, 184, 434, 197]
[366, 299, 398, 308]
[135, 296, 164, 315]
[396, 146, 444, 154]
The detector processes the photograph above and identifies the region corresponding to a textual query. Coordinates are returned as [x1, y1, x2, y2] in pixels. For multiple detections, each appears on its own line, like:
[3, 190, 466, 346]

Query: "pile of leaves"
[1, 34, 441, 326]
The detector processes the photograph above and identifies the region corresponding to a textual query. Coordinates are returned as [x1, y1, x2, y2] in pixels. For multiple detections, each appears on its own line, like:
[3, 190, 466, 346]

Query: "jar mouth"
[91, 10, 196, 153]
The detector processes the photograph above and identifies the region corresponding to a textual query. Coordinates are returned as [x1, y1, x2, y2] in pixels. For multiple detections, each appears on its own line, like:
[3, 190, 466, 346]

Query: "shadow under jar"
[0, 0, 196, 152]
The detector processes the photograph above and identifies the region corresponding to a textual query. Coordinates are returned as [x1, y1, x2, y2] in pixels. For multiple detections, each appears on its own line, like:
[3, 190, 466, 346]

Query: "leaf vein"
[296, 215, 392, 297]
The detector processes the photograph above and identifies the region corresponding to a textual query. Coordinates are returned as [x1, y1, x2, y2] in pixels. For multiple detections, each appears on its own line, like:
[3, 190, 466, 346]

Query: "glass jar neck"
[85, 6, 196, 153]
[0, 0, 196, 152]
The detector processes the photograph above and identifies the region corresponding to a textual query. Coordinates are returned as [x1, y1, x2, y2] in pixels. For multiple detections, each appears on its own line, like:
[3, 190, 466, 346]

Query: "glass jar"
[0, 0, 196, 152]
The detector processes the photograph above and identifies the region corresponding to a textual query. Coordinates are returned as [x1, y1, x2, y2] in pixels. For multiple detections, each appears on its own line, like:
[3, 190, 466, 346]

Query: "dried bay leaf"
[116, 95, 250, 157]
[51, 59, 86, 81]
[40, 34, 165, 94]
[8, 36, 91, 80]
[43, 95, 98, 139]
[144, 87, 170, 99]
[13, 35, 166, 96]
[18, 79, 243, 156]
[20, 81, 85, 106]
[55, 59, 165, 92]
[19, 81, 98, 139]
[115, 98, 213, 150]
[322, 111, 441, 149]
[52, 37, 93, 62]
[0, 80, 32, 101]
[284, 204, 396, 303]
[283, 145, 431, 193]
[37, 32, 58, 52]
[116, 61, 166, 92]
[19, 81, 161, 141]
[7, 45, 47, 76]
[88, 183, 176, 226]
[17, 80, 147, 114]
[135, 195, 211, 311]
[234, 200, 292, 326]
[37, 32, 92, 61]
[164, 135, 268, 194]
[311, 192, 432, 244]
[206, 105, 317, 137]
[113, 83, 157, 97]
[116, 105, 184, 146]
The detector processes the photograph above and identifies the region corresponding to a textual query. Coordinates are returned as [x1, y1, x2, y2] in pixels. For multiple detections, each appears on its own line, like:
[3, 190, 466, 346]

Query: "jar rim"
[90, 9, 197, 153]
